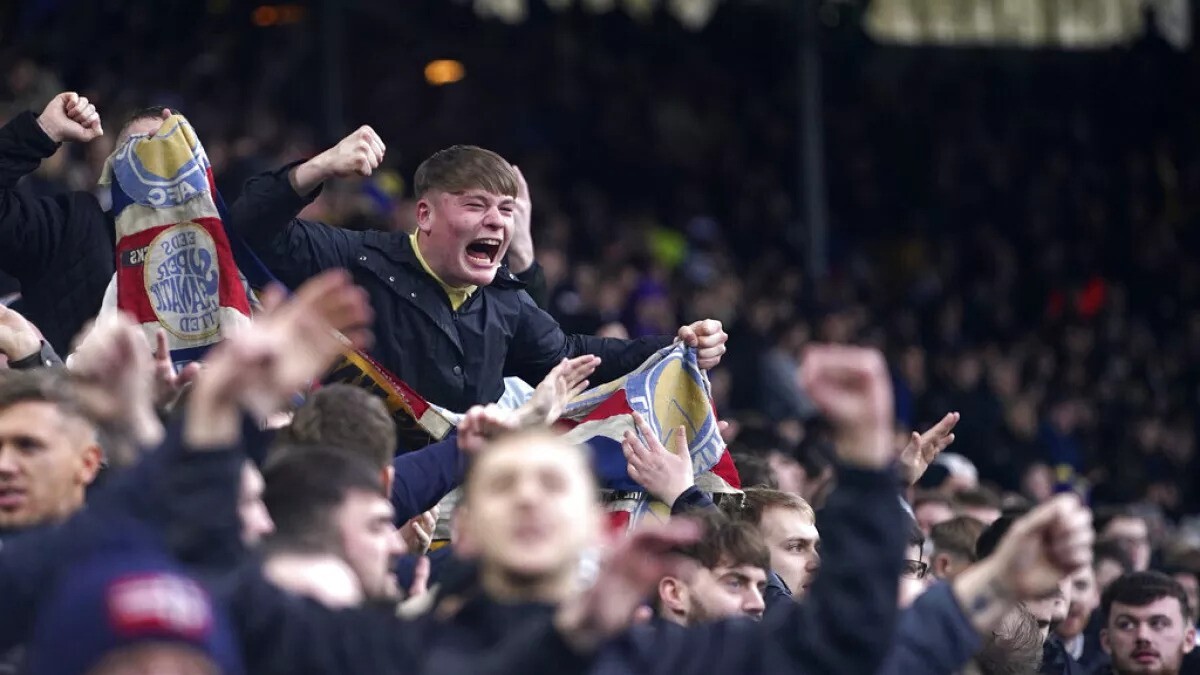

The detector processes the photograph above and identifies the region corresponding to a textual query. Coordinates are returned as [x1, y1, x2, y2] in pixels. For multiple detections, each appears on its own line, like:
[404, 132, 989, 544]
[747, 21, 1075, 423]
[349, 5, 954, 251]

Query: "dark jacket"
[390, 432, 463, 523]
[0, 111, 115, 353]
[877, 582, 982, 674]
[219, 464, 905, 675]
[1042, 636, 1087, 675]
[229, 164, 671, 412]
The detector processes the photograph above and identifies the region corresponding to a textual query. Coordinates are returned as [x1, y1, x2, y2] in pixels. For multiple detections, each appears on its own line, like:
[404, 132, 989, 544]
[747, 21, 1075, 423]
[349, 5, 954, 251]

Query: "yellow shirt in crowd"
[410, 233, 477, 311]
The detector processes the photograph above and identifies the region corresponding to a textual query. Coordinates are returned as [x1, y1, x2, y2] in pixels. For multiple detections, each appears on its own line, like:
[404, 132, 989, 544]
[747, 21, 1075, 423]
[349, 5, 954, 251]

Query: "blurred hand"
[623, 412, 693, 506]
[555, 518, 701, 653]
[982, 494, 1093, 601]
[800, 344, 895, 469]
[517, 355, 599, 427]
[68, 313, 162, 455]
[37, 92, 103, 143]
[150, 330, 201, 411]
[0, 305, 42, 361]
[399, 507, 439, 556]
[898, 412, 960, 486]
[507, 164, 535, 274]
[456, 404, 521, 455]
[677, 319, 727, 370]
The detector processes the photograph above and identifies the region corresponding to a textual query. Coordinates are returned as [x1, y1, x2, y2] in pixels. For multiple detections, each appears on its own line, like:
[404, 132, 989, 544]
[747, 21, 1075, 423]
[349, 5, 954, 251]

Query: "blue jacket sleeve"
[670, 486, 717, 516]
[507, 291, 671, 386]
[227, 162, 363, 289]
[876, 582, 983, 675]
[390, 433, 464, 523]
[607, 465, 908, 675]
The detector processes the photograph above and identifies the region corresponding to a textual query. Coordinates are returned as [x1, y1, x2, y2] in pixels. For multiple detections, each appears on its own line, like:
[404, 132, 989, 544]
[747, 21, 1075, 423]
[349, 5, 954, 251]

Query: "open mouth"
[465, 238, 502, 265]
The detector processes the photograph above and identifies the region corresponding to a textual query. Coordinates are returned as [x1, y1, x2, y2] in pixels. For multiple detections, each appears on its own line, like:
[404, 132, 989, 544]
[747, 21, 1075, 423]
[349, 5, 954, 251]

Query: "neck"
[479, 563, 575, 605]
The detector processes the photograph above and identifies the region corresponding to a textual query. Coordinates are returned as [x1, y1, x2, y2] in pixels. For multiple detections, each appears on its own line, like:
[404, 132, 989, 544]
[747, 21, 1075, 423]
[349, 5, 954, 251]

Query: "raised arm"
[0, 93, 107, 280]
[227, 126, 384, 287]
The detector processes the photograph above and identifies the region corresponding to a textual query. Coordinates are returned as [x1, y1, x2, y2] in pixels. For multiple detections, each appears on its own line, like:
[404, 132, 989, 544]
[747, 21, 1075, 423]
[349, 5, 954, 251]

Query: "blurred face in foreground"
[1103, 597, 1195, 675]
[0, 401, 101, 529]
[462, 433, 601, 596]
[1104, 517, 1152, 572]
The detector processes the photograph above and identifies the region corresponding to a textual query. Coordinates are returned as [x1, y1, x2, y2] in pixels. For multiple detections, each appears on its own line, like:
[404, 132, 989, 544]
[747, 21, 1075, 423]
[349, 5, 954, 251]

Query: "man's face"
[0, 401, 100, 529]
[1103, 597, 1196, 675]
[238, 462, 274, 547]
[1105, 517, 1152, 572]
[674, 560, 767, 624]
[1170, 573, 1200, 625]
[88, 643, 218, 675]
[416, 189, 515, 288]
[899, 543, 929, 608]
[116, 114, 168, 148]
[915, 501, 955, 536]
[1058, 566, 1101, 641]
[462, 436, 600, 583]
[335, 490, 405, 601]
[757, 506, 820, 596]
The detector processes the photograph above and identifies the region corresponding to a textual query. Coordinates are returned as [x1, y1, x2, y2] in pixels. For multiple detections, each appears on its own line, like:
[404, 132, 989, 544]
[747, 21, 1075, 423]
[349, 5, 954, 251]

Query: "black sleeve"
[6, 341, 62, 370]
[507, 292, 672, 385]
[670, 486, 718, 516]
[227, 162, 363, 289]
[513, 261, 548, 310]
[625, 465, 907, 675]
[0, 111, 107, 280]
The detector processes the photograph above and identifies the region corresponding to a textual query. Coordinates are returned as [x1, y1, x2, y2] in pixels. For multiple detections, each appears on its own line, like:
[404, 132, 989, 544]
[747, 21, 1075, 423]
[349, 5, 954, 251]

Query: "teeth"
[476, 239, 501, 246]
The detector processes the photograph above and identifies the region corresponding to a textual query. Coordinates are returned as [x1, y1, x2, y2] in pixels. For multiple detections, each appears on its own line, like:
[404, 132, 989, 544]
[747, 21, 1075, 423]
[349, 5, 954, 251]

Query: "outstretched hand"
[898, 412, 960, 486]
[623, 412, 694, 506]
[517, 355, 599, 427]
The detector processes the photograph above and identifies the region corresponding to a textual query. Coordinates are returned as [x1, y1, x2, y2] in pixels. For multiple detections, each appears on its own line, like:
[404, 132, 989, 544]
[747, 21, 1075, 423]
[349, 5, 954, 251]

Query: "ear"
[77, 443, 103, 486]
[933, 553, 952, 579]
[1100, 628, 1112, 655]
[416, 198, 434, 235]
[1185, 625, 1197, 655]
[382, 466, 394, 497]
[658, 577, 688, 617]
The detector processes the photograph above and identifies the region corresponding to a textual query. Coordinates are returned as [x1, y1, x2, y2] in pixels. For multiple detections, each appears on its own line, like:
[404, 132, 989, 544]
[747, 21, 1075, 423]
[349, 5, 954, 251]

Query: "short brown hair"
[678, 512, 771, 574]
[413, 145, 518, 198]
[0, 369, 88, 423]
[280, 385, 396, 470]
[724, 487, 814, 528]
[953, 486, 1002, 511]
[930, 516, 986, 562]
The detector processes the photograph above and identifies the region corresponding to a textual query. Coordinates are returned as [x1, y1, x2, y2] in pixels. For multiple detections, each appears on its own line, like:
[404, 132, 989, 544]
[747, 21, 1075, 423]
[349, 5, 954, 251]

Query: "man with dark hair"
[0, 368, 103, 534]
[1100, 572, 1196, 675]
[281, 384, 396, 470]
[899, 520, 929, 608]
[656, 513, 771, 624]
[232, 141, 729, 413]
[261, 445, 404, 605]
[725, 487, 819, 602]
[929, 515, 985, 581]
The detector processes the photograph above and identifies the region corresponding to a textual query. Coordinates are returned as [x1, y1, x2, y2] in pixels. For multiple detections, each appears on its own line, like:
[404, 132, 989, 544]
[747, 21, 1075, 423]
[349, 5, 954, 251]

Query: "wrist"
[507, 240, 535, 274]
[35, 115, 62, 143]
[661, 480, 694, 508]
[553, 602, 600, 655]
[834, 427, 894, 469]
[5, 335, 42, 362]
[289, 153, 331, 196]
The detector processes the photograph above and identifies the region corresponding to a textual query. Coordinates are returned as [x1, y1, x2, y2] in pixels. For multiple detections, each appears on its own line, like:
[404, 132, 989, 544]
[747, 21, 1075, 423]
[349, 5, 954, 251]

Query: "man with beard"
[655, 513, 770, 624]
[1100, 572, 1196, 675]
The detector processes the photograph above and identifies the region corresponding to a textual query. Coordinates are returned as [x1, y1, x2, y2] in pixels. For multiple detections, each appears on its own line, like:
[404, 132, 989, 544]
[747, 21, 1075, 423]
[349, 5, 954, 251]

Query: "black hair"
[1101, 571, 1191, 623]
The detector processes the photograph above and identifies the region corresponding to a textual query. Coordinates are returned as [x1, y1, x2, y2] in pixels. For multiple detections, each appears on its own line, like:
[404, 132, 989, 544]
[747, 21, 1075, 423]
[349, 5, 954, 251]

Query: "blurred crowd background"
[2, 0, 1198, 528]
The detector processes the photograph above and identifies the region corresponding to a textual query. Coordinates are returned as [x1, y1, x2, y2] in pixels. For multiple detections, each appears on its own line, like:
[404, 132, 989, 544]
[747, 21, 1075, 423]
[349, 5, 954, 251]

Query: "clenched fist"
[800, 344, 896, 469]
[37, 92, 104, 144]
[289, 125, 386, 195]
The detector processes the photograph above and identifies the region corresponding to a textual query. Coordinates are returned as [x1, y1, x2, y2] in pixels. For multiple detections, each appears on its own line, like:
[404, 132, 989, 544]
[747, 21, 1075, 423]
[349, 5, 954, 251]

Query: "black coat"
[229, 164, 671, 412]
[0, 111, 115, 353]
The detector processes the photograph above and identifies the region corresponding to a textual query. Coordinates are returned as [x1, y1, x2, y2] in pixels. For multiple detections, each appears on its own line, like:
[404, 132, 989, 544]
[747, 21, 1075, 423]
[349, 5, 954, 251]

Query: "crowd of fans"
[1, 1, 1199, 674]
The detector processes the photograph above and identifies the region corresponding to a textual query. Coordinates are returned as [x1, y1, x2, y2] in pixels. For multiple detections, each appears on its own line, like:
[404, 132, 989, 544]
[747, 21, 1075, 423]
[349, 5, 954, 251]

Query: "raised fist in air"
[37, 92, 104, 144]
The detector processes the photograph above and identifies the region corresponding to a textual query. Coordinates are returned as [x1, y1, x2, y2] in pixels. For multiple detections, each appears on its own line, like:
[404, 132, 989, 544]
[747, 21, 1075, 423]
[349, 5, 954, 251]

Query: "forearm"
[571, 334, 672, 383]
[390, 434, 463, 523]
[949, 558, 1017, 635]
[288, 154, 332, 197]
[6, 340, 61, 369]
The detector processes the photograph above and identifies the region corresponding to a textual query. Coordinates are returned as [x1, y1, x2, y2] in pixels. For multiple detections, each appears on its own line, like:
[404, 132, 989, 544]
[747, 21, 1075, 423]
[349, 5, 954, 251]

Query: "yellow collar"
[410, 233, 477, 310]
